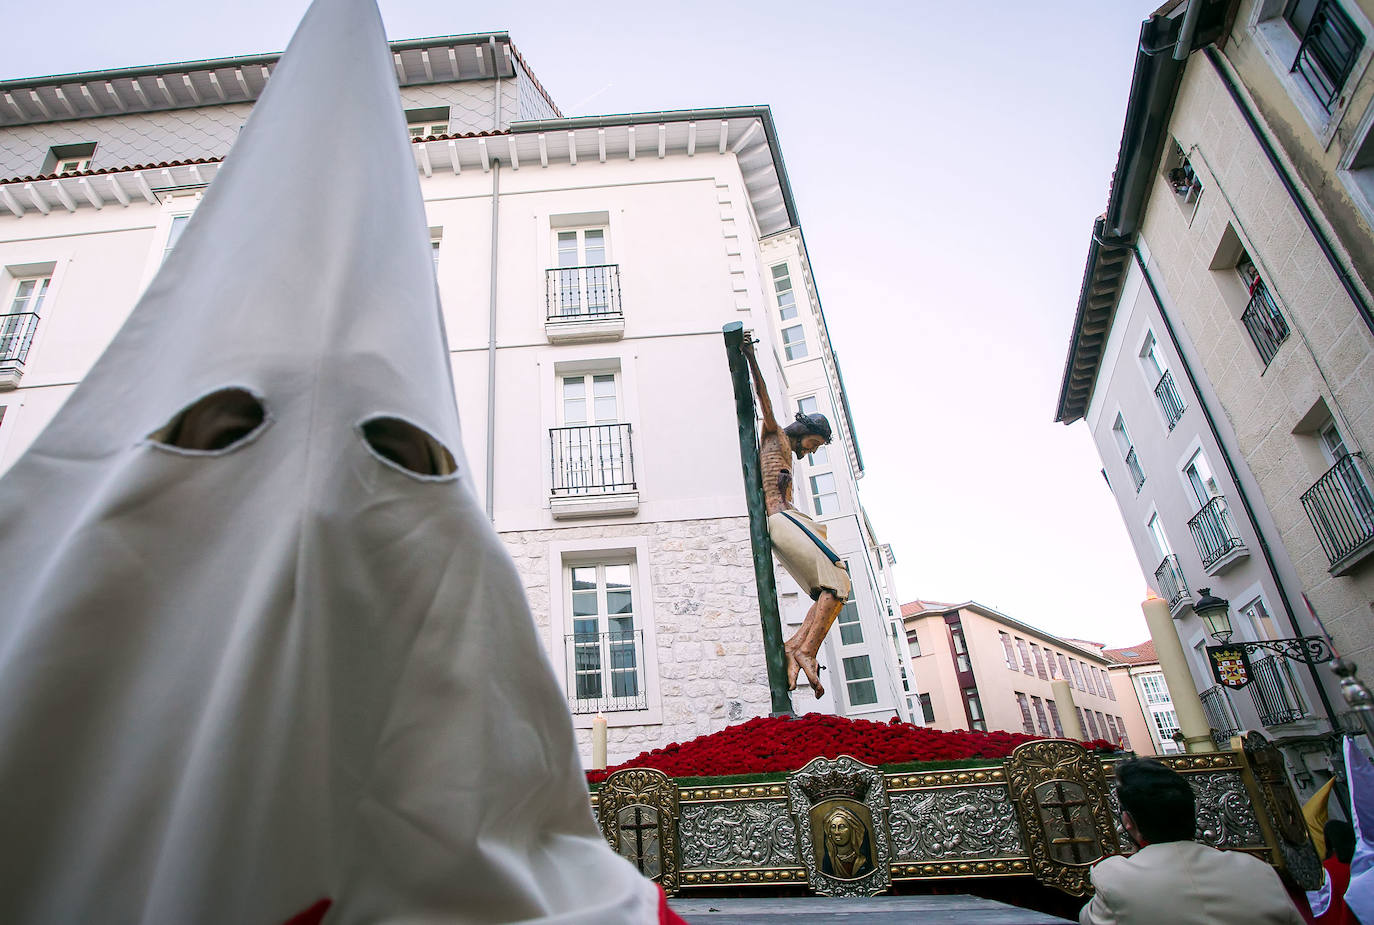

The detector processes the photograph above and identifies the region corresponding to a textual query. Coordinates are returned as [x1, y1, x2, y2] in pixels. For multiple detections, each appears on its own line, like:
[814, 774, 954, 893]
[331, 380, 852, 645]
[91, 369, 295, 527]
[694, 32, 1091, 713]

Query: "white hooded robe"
[0, 0, 659, 921]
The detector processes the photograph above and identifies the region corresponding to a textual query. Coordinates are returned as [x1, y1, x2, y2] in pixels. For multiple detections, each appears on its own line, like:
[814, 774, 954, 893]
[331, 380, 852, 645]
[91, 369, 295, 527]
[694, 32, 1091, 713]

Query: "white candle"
[592, 713, 608, 770]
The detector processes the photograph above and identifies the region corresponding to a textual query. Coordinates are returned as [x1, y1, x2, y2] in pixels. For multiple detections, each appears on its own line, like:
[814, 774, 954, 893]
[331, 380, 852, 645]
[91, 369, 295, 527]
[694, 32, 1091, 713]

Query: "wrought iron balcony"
[550, 423, 637, 496]
[1188, 495, 1245, 569]
[1301, 452, 1374, 570]
[1125, 448, 1146, 492]
[1199, 685, 1240, 748]
[1292, 0, 1365, 113]
[0, 312, 41, 372]
[565, 629, 647, 714]
[1153, 554, 1192, 613]
[1240, 283, 1289, 367]
[546, 264, 622, 323]
[1154, 370, 1186, 430]
[1248, 654, 1307, 727]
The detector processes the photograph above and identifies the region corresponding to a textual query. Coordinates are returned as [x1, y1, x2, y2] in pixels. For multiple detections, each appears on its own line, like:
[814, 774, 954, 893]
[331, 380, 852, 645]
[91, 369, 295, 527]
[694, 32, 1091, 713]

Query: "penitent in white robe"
[0, 0, 658, 921]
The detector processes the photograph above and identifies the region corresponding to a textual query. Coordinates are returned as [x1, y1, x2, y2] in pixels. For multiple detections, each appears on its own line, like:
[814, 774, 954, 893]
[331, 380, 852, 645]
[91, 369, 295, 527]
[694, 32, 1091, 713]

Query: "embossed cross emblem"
[1038, 780, 1099, 864]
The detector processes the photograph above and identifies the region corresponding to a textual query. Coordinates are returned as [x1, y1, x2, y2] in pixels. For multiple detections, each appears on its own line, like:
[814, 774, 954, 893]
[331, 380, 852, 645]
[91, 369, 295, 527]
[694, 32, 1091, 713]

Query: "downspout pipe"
[1172, 0, 1204, 61]
[485, 158, 501, 521]
[1203, 46, 1374, 338]
[1129, 244, 1342, 733]
[489, 36, 502, 133]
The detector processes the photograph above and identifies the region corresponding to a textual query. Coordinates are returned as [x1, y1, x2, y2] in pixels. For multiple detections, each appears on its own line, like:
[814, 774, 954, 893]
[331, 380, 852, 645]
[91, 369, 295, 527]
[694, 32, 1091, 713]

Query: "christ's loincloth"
[767, 509, 851, 601]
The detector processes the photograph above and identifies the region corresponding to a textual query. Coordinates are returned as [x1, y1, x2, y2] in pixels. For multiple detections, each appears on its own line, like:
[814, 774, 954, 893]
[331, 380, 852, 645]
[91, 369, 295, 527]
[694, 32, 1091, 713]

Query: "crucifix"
[1038, 781, 1099, 865]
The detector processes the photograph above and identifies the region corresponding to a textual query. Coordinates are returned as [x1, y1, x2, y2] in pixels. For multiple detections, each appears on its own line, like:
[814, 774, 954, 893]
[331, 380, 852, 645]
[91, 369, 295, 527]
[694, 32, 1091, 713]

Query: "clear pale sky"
[5, 0, 1157, 646]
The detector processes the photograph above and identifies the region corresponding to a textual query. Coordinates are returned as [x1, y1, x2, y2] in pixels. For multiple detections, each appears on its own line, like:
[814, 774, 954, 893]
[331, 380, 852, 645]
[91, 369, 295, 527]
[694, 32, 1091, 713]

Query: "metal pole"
[722, 322, 793, 717]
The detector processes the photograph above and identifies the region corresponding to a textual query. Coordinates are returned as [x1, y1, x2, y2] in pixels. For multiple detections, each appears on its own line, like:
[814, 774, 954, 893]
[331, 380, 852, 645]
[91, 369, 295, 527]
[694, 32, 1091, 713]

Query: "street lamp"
[1195, 588, 1334, 665]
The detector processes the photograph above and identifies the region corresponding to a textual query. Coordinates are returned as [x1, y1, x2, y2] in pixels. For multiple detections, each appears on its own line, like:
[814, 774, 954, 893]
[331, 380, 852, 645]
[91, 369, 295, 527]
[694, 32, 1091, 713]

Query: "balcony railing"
[1188, 495, 1245, 569]
[1153, 554, 1192, 612]
[1125, 448, 1146, 492]
[546, 264, 622, 322]
[550, 423, 636, 496]
[1292, 0, 1365, 113]
[1249, 655, 1307, 727]
[565, 629, 647, 714]
[1301, 453, 1374, 568]
[1154, 370, 1186, 430]
[1199, 685, 1241, 748]
[0, 312, 41, 371]
[1240, 283, 1290, 367]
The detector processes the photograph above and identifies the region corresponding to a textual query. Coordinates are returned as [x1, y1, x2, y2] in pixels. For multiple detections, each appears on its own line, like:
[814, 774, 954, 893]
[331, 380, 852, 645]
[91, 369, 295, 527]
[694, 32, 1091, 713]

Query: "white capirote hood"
[0, 0, 657, 921]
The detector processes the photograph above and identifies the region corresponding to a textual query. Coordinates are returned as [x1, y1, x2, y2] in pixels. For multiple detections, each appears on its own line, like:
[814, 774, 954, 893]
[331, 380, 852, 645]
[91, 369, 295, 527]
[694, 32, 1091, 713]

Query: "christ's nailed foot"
[786, 644, 824, 698]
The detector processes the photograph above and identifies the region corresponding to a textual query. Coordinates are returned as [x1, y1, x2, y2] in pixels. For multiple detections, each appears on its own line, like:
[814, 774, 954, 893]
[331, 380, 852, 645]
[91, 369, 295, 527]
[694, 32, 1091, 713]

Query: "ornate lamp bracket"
[1238, 636, 1334, 665]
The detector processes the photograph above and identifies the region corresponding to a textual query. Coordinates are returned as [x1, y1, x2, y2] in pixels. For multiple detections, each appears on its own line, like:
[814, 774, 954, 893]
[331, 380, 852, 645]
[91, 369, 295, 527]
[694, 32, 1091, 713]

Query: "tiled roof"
[1103, 640, 1160, 665]
[899, 599, 957, 617]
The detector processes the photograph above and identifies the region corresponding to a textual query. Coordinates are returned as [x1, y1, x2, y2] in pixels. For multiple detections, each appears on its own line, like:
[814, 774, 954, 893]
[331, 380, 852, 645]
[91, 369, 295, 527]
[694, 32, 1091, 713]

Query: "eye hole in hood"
[361, 416, 457, 478]
[148, 388, 268, 453]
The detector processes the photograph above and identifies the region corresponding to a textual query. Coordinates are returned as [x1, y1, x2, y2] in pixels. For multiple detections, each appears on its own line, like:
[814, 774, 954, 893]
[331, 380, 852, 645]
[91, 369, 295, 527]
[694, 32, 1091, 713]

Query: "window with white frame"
[552, 371, 632, 495]
[1139, 673, 1171, 705]
[553, 228, 612, 319]
[430, 228, 443, 269]
[1141, 331, 1186, 429]
[566, 560, 645, 713]
[1112, 414, 1146, 491]
[405, 106, 450, 138]
[842, 654, 877, 706]
[1240, 596, 1281, 641]
[770, 263, 808, 361]
[836, 595, 863, 646]
[797, 396, 838, 515]
[963, 687, 986, 731]
[1, 275, 51, 370]
[1255, 0, 1368, 125]
[950, 624, 971, 673]
[45, 142, 96, 176]
[163, 214, 191, 263]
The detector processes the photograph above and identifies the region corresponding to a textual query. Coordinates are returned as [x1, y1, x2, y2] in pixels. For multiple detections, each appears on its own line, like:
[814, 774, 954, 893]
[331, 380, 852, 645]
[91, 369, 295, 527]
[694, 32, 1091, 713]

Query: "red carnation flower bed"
[586, 713, 1117, 784]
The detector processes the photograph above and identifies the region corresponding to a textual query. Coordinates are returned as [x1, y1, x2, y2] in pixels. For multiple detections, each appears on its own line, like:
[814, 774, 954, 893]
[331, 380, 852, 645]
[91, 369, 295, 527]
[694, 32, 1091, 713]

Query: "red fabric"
[279, 898, 331, 925]
[658, 885, 688, 925]
[1316, 857, 1354, 925]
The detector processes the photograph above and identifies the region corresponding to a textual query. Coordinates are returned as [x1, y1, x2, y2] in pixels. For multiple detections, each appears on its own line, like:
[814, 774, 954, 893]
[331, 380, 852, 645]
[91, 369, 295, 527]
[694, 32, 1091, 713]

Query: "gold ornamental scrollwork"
[1004, 740, 1119, 897]
[596, 767, 682, 895]
[786, 754, 893, 898]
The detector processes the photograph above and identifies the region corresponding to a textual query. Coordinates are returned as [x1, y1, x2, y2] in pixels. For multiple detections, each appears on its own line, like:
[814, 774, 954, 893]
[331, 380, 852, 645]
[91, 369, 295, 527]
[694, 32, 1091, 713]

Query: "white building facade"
[0, 34, 908, 765]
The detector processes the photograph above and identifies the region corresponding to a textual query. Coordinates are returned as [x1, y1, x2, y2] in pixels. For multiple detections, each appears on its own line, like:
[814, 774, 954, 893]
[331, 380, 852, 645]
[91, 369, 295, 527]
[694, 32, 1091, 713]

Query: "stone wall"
[500, 515, 774, 764]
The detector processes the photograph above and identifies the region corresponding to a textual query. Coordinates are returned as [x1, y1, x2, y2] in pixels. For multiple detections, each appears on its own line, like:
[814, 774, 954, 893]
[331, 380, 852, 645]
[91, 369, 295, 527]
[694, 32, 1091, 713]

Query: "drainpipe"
[1130, 245, 1342, 733]
[485, 158, 501, 521]
[490, 36, 502, 132]
[1203, 46, 1374, 339]
[1172, 0, 1203, 61]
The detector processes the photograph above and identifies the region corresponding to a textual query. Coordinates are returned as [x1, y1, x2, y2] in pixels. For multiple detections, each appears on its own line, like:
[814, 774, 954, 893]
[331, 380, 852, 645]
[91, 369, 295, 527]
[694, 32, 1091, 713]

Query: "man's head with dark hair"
[1114, 757, 1197, 845]
[1326, 818, 1356, 864]
[784, 412, 832, 459]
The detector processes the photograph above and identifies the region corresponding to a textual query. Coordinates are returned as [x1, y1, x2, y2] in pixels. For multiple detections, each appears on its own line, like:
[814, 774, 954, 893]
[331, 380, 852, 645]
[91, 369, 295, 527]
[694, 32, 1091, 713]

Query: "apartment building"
[1103, 641, 1184, 756]
[899, 600, 1151, 751]
[0, 33, 907, 765]
[1056, 0, 1374, 792]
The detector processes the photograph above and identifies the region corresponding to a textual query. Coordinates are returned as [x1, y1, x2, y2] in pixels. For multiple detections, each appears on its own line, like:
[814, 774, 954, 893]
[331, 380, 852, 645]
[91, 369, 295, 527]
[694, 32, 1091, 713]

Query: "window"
[566, 561, 645, 713]
[964, 688, 986, 731]
[1015, 692, 1035, 734]
[842, 655, 878, 706]
[1096, 668, 1110, 699]
[1105, 714, 1121, 744]
[950, 625, 971, 673]
[1112, 414, 1146, 491]
[1056, 652, 1072, 681]
[1151, 706, 1181, 743]
[1031, 644, 1049, 680]
[809, 472, 839, 516]
[918, 692, 935, 724]
[836, 597, 863, 646]
[1237, 254, 1290, 367]
[1046, 649, 1058, 679]
[1070, 659, 1087, 693]
[552, 228, 612, 319]
[1116, 716, 1131, 749]
[1015, 638, 1034, 676]
[771, 263, 808, 360]
[552, 372, 633, 496]
[44, 142, 96, 176]
[1046, 699, 1065, 737]
[1140, 673, 1171, 705]
[406, 106, 450, 138]
[1000, 631, 1017, 670]
[1302, 420, 1374, 563]
[1141, 332, 1186, 430]
[795, 396, 837, 515]
[1164, 141, 1204, 221]
[1241, 596, 1281, 641]
[430, 228, 443, 269]
[1084, 711, 1102, 740]
[1185, 450, 1245, 568]
[1340, 99, 1374, 225]
[1, 276, 50, 372]
[1031, 695, 1051, 737]
[1103, 669, 1116, 701]
[1076, 707, 1089, 738]
[906, 627, 922, 658]
[163, 214, 191, 263]
[1287, 0, 1365, 112]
